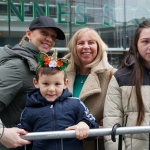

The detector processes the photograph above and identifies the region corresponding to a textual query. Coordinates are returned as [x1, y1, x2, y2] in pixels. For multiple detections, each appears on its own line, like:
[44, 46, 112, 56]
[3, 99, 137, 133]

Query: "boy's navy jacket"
[17, 88, 99, 150]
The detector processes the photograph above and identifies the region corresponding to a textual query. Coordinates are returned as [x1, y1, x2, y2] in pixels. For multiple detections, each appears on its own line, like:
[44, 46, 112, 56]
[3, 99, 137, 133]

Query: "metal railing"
[20, 125, 150, 150]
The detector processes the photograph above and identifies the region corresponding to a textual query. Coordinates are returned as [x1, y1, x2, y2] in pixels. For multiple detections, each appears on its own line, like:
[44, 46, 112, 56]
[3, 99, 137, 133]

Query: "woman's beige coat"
[64, 52, 116, 150]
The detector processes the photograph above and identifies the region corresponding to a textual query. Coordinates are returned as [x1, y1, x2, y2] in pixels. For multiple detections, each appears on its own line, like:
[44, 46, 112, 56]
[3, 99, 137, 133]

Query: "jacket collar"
[10, 41, 39, 71]
[26, 88, 72, 107]
[66, 51, 110, 100]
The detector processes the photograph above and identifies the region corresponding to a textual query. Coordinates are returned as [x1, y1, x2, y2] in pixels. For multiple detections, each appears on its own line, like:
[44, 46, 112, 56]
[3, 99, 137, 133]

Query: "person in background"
[64, 27, 116, 150]
[0, 15, 65, 149]
[103, 19, 150, 150]
[15, 51, 99, 150]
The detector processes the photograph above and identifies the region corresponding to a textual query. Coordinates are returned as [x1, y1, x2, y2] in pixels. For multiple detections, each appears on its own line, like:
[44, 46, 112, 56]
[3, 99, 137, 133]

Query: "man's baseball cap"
[29, 16, 65, 40]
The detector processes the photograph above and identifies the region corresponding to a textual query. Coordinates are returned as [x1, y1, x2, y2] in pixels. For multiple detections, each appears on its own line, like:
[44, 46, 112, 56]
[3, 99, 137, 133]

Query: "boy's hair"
[35, 67, 67, 81]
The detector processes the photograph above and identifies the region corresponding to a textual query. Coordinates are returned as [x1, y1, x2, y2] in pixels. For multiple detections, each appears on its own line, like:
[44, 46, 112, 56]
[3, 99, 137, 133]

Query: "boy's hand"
[65, 121, 89, 140]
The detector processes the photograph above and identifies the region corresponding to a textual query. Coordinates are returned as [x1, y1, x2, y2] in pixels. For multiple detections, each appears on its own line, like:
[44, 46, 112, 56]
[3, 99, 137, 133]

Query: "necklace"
[81, 80, 84, 84]
[77, 74, 88, 84]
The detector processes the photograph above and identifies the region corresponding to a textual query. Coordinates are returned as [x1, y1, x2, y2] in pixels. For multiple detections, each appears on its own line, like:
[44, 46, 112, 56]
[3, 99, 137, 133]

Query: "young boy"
[17, 51, 99, 150]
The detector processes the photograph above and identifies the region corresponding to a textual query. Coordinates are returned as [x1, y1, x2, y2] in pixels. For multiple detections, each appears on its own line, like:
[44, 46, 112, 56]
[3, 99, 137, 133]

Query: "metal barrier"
[21, 125, 150, 150]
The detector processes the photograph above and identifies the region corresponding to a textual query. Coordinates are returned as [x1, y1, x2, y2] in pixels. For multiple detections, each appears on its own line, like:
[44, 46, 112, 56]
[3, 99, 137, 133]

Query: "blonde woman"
[64, 27, 116, 150]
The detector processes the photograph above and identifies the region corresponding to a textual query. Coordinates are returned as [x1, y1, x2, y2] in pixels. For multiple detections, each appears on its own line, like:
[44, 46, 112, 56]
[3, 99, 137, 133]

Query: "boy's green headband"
[36, 50, 69, 73]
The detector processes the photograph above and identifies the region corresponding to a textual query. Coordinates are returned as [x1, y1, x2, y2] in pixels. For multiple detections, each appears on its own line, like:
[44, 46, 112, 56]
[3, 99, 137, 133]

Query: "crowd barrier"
[21, 124, 150, 150]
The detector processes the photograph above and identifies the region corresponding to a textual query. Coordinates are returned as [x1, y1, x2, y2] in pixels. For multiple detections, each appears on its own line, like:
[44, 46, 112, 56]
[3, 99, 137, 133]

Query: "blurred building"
[0, 0, 149, 68]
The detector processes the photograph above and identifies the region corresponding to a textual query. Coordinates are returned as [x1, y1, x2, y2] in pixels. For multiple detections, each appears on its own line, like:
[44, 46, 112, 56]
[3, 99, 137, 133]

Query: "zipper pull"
[50, 104, 53, 108]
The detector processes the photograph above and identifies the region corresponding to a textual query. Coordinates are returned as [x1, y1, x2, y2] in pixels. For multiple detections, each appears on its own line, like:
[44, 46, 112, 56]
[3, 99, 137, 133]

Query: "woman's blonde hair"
[19, 35, 29, 46]
[67, 27, 108, 71]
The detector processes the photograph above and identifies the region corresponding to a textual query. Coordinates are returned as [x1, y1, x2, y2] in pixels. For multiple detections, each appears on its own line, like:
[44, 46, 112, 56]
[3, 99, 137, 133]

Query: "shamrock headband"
[36, 50, 69, 73]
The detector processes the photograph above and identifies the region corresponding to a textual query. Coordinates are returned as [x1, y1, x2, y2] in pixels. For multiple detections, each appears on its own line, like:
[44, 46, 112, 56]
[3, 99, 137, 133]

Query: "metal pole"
[20, 128, 112, 140]
[123, 0, 126, 50]
[7, 0, 11, 44]
[69, 0, 72, 40]
[20, 126, 150, 140]
[149, 133, 150, 150]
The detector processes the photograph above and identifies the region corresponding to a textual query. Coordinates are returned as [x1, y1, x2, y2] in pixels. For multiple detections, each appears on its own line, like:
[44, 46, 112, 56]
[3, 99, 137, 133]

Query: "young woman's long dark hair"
[120, 20, 150, 126]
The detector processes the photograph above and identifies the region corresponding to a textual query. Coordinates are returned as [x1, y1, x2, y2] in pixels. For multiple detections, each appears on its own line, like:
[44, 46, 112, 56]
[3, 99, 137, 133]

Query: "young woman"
[103, 20, 150, 150]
